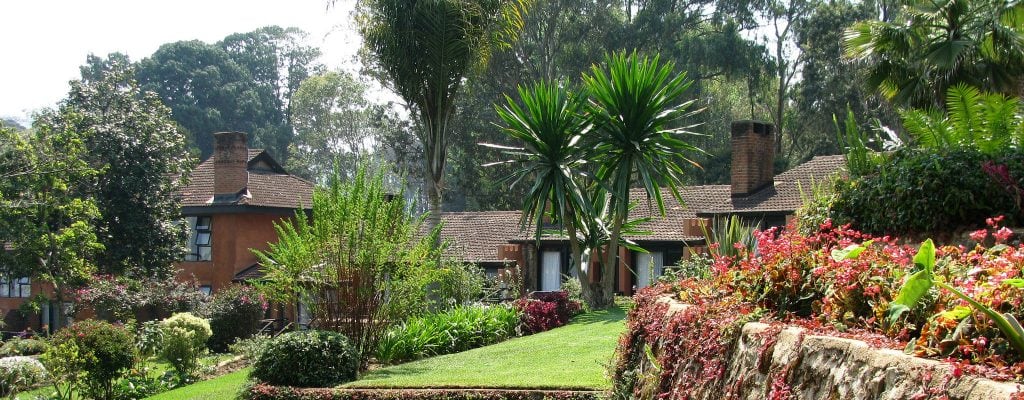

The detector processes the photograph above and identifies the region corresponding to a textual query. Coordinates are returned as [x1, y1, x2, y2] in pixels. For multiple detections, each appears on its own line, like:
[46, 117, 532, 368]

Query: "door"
[541, 251, 562, 291]
[636, 252, 665, 289]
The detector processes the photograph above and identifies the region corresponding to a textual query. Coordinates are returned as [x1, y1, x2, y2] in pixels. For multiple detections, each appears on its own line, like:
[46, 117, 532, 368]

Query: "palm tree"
[845, 0, 1024, 109]
[357, 0, 527, 237]
[487, 81, 595, 303]
[583, 51, 704, 307]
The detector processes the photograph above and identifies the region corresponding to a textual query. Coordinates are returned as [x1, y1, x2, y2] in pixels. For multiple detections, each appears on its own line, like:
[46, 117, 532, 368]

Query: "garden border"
[243, 384, 603, 400]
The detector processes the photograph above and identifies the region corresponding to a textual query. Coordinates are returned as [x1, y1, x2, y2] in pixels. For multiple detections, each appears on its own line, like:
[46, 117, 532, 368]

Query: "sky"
[0, 0, 362, 126]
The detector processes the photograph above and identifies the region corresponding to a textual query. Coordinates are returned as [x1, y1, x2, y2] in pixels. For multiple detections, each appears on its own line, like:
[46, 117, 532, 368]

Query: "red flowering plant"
[693, 215, 1024, 370]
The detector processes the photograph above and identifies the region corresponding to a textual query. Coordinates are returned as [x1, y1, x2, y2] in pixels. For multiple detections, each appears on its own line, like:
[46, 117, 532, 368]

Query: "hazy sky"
[0, 0, 361, 125]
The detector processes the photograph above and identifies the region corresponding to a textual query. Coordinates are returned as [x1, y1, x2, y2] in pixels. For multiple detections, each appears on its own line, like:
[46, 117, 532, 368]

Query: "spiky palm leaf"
[488, 81, 591, 241]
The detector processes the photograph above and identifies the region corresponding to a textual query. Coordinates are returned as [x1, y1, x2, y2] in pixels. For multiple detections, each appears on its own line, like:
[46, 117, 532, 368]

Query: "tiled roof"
[435, 155, 846, 260]
[438, 211, 525, 263]
[178, 150, 314, 210]
[233, 263, 266, 281]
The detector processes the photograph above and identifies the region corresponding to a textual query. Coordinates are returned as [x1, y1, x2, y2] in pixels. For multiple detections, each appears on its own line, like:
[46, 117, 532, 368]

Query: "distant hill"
[1, 118, 26, 131]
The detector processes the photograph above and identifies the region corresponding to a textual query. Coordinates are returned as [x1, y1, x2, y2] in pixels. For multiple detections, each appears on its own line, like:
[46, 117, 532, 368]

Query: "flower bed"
[244, 384, 601, 400]
[612, 218, 1024, 398]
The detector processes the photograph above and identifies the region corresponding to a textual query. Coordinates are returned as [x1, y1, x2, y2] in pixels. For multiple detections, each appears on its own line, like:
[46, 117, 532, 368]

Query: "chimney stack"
[730, 120, 775, 197]
[213, 131, 249, 203]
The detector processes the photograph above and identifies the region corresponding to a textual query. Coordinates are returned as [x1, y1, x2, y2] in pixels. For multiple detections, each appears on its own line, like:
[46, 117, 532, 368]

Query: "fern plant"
[900, 85, 1024, 155]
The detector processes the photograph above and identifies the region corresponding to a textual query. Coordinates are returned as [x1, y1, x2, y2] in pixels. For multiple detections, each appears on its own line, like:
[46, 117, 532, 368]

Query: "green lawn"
[346, 304, 627, 390]
[145, 368, 251, 400]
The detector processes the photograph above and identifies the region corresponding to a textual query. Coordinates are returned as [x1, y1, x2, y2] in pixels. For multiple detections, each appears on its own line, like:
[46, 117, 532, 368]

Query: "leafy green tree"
[846, 0, 1024, 109]
[36, 57, 193, 278]
[355, 0, 528, 234]
[136, 27, 321, 160]
[0, 123, 101, 325]
[288, 71, 399, 182]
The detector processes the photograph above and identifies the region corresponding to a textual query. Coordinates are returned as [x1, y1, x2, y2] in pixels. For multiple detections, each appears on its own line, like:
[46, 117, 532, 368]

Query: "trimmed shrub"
[251, 330, 358, 387]
[160, 312, 212, 380]
[830, 148, 1024, 236]
[48, 319, 135, 400]
[0, 356, 47, 399]
[514, 291, 582, 334]
[0, 338, 47, 357]
[203, 284, 266, 353]
[376, 304, 521, 364]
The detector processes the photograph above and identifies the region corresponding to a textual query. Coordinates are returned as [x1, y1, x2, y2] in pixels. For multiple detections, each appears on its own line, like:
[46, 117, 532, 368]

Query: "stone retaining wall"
[635, 295, 1021, 400]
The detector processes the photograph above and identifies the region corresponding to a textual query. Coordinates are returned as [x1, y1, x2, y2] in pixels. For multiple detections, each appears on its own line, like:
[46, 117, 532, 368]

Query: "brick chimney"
[213, 131, 249, 203]
[730, 120, 775, 197]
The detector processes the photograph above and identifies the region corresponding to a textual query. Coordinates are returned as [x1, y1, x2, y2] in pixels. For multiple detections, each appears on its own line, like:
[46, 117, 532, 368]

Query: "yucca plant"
[584, 51, 704, 308]
[700, 215, 758, 260]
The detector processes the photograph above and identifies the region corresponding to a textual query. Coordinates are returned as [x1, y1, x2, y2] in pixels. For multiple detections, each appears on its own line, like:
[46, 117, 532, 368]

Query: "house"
[438, 120, 847, 295]
[176, 131, 314, 294]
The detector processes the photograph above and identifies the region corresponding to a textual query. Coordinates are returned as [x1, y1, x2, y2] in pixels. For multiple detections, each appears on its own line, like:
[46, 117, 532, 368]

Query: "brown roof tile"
[439, 211, 525, 263]
[178, 150, 314, 210]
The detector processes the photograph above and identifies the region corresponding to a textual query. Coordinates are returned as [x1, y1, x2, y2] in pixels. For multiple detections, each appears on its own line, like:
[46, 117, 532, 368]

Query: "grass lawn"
[346, 304, 627, 390]
[145, 368, 251, 400]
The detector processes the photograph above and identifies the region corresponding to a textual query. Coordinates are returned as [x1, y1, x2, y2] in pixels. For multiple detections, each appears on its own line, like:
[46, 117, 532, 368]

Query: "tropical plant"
[880, 239, 1024, 357]
[584, 51, 704, 308]
[375, 303, 521, 364]
[253, 164, 445, 370]
[845, 0, 1024, 108]
[356, 0, 529, 236]
[700, 215, 758, 260]
[900, 85, 1024, 155]
[489, 81, 594, 304]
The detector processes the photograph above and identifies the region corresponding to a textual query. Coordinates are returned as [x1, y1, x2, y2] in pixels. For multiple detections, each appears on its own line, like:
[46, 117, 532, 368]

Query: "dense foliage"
[514, 291, 583, 334]
[828, 148, 1024, 236]
[74, 274, 207, 322]
[251, 330, 359, 388]
[0, 356, 48, 399]
[254, 164, 458, 370]
[0, 338, 47, 357]
[376, 304, 521, 364]
[159, 312, 212, 380]
[36, 56, 193, 278]
[203, 284, 267, 353]
[47, 320, 135, 400]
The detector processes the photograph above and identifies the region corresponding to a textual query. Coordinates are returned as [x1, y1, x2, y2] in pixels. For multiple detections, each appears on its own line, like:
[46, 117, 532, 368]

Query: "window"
[0, 277, 31, 298]
[185, 216, 212, 261]
[198, 285, 213, 296]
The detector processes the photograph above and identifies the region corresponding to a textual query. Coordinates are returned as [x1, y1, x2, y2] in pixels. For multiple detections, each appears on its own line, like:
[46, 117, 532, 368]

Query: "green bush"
[48, 320, 135, 400]
[159, 312, 212, 380]
[251, 330, 358, 387]
[0, 356, 47, 399]
[0, 338, 47, 357]
[830, 148, 1024, 236]
[228, 334, 272, 361]
[375, 304, 521, 365]
[202, 284, 266, 353]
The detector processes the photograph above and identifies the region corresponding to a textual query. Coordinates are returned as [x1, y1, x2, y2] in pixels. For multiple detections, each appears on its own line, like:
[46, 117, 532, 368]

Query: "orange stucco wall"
[176, 212, 296, 293]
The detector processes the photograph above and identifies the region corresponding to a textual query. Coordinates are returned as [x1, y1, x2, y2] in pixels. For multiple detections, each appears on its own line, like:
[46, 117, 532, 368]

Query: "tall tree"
[36, 56, 193, 278]
[136, 26, 321, 160]
[0, 123, 101, 324]
[288, 70, 403, 182]
[846, 0, 1024, 109]
[355, 0, 528, 235]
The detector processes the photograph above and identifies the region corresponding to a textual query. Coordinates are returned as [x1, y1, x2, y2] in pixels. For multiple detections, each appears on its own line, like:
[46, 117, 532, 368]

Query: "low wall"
[614, 295, 1022, 400]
